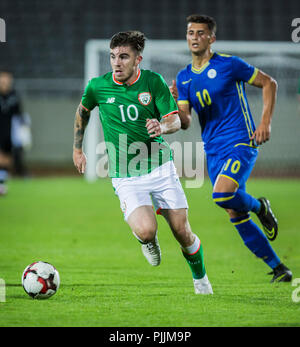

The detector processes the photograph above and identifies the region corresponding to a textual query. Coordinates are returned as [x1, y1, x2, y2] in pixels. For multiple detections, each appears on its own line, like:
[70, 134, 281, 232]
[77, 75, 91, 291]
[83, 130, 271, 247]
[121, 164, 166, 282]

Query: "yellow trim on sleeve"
[177, 100, 190, 105]
[248, 68, 258, 85]
[236, 82, 254, 138]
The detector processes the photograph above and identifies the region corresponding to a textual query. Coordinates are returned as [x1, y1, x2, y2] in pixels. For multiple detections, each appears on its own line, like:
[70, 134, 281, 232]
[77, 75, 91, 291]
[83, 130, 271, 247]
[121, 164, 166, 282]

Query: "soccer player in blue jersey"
[170, 14, 292, 283]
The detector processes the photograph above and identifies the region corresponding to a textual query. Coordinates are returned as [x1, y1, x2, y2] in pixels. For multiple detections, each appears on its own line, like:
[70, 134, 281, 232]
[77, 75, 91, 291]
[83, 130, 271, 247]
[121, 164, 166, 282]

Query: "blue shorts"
[206, 145, 258, 191]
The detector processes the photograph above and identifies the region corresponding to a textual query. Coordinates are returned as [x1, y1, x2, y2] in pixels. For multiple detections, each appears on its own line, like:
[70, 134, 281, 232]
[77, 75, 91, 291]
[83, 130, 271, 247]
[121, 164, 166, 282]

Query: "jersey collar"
[112, 68, 141, 86]
[191, 52, 215, 74]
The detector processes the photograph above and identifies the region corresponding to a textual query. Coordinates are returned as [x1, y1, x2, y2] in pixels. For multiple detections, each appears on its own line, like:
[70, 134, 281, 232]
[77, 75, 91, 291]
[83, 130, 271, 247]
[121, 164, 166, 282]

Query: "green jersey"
[81, 69, 178, 177]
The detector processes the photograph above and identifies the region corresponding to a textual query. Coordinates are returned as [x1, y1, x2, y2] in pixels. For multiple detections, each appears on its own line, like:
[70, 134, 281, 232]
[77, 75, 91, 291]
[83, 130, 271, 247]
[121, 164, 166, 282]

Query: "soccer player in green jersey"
[72, 31, 213, 294]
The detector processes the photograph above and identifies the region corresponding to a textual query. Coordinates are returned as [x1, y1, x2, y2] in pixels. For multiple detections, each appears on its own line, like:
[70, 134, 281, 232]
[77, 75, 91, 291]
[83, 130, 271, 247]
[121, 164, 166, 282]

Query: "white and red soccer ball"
[22, 261, 60, 299]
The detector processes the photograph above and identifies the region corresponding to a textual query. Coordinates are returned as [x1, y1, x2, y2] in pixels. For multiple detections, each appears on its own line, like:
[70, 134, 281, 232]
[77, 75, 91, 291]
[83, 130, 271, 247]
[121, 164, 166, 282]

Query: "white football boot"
[193, 274, 213, 294]
[141, 235, 161, 266]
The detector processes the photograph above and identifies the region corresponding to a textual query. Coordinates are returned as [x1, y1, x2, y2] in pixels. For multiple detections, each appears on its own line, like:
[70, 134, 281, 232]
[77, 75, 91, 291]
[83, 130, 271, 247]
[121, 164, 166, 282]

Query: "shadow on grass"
[6, 282, 173, 300]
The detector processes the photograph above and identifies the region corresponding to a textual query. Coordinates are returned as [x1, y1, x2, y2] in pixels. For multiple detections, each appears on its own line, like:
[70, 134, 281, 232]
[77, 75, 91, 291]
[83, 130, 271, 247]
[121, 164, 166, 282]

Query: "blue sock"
[230, 214, 280, 269]
[213, 190, 261, 213]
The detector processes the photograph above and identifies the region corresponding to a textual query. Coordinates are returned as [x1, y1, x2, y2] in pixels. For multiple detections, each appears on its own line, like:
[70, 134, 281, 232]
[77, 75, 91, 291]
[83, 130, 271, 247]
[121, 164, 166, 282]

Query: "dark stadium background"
[0, 0, 299, 176]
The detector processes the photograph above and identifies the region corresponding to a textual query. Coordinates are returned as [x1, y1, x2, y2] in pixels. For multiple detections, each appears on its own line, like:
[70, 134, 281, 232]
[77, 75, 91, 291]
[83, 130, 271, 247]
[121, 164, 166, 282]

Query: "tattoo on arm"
[73, 103, 91, 150]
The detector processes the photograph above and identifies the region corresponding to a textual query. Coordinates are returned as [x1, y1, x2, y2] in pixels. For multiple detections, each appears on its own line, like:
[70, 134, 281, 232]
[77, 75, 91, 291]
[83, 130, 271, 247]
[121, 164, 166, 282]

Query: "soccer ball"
[22, 261, 60, 299]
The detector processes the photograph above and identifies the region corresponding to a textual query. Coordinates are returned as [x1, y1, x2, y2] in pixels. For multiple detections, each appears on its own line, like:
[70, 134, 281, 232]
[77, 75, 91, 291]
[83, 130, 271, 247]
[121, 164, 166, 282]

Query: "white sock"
[181, 234, 200, 255]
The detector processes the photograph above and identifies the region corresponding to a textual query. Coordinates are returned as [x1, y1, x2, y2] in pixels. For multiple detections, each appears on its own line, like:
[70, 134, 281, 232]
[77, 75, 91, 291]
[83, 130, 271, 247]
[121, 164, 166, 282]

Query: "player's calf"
[161, 209, 213, 294]
[161, 209, 194, 248]
[212, 190, 261, 213]
[181, 234, 213, 294]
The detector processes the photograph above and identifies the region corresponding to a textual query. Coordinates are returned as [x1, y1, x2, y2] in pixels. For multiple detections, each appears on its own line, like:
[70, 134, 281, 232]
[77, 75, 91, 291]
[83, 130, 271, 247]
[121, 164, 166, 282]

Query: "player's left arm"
[147, 73, 181, 138]
[146, 113, 181, 138]
[249, 70, 278, 145]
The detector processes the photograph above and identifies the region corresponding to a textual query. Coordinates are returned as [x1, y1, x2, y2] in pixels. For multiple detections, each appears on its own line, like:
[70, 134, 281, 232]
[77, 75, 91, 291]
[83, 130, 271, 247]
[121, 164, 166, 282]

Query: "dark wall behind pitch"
[0, 0, 299, 79]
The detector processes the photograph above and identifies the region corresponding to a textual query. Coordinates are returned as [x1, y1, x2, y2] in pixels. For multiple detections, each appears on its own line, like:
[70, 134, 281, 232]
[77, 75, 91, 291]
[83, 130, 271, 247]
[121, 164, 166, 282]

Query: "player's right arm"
[73, 79, 97, 174]
[169, 79, 192, 129]
[72, 103, 90, 174]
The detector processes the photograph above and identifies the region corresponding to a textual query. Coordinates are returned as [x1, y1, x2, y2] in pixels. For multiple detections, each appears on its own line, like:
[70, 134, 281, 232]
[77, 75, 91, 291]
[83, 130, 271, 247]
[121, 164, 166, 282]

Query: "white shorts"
[112, 161, 188, 221]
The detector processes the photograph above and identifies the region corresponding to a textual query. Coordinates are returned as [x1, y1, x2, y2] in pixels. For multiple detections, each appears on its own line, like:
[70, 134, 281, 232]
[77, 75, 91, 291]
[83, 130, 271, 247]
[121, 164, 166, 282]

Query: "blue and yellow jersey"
[176, 52, 258, 155]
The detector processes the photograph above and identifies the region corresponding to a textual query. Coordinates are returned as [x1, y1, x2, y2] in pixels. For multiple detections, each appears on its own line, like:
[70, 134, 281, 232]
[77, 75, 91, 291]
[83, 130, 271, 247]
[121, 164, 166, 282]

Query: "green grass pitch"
[0, 176, 299, 327]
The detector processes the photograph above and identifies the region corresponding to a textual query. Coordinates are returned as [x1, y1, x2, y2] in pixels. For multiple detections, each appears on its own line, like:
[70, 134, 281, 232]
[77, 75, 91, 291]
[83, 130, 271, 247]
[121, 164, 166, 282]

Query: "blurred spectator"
[11, 111, 32, 176]
[0, 70, 31, 195]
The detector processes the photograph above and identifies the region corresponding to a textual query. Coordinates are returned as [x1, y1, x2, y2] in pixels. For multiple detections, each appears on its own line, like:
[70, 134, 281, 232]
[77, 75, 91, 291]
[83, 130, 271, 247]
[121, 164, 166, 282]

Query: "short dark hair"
[186, 14, 217, 34]
[110, 31, 146, 55]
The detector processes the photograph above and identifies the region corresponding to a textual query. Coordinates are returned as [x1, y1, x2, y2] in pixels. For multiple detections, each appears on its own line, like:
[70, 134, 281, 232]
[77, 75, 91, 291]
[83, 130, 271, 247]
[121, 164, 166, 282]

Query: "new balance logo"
[106, 97, 115, 103]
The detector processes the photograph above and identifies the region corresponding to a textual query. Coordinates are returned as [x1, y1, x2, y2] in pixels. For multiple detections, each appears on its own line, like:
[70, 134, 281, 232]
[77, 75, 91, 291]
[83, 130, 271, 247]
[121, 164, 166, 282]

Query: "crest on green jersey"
[138, 92, 152, 106]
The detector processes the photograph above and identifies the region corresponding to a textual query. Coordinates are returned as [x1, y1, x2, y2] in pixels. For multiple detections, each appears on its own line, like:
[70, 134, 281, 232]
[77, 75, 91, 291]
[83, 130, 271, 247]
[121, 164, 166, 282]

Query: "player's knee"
[133, 223, 157, 243]
[212, 191, 236, 209]
[225, 208, 242, 219]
